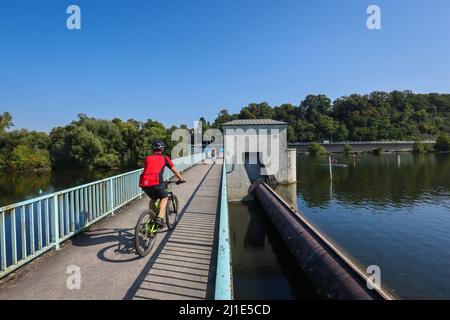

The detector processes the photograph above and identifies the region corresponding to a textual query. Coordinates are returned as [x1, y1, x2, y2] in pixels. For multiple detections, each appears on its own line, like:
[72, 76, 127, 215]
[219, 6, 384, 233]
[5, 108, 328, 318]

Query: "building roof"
[222, 119, 287, 126]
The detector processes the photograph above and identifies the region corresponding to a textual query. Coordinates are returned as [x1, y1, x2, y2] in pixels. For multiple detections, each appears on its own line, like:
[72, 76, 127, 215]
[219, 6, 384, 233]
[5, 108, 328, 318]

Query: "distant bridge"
[289, 140, 436, 153]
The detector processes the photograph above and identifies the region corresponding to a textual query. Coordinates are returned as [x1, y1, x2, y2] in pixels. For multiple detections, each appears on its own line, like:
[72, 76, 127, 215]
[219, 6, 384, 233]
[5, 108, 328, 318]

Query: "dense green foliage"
[343, 144, 352, 155]
[49, 114, 179, 170]
[308, 142, 326, 156]
[213, 91, 450, 142]
[0, 113, 51, 171]
[0, 113, 180, 171]
[435, 132, 450, 152]
[413, 140, 426, 154]
[1, 90, 449, 171]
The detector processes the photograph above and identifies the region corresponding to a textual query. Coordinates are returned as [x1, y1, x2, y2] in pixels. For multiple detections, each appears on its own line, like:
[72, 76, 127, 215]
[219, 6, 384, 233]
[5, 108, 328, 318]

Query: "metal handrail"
[0, 153, 203, 278]
[214, 158, 233, 300]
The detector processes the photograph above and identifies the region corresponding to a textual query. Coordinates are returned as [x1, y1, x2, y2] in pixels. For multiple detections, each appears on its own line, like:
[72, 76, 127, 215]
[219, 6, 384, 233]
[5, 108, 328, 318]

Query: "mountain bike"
[134, 180, 184, 257]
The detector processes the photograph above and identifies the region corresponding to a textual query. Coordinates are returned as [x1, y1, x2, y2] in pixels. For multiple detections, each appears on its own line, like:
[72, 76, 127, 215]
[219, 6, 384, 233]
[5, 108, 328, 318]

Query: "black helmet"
[152, 140, 165, 151]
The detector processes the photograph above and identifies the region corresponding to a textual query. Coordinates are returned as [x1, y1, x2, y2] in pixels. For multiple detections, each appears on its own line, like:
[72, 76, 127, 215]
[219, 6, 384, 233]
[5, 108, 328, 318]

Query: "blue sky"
[0, 0, 449, 131]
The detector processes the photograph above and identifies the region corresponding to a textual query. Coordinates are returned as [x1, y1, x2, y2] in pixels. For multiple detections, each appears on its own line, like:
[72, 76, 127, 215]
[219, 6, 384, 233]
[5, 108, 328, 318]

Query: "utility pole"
[329, 156, 333, 181]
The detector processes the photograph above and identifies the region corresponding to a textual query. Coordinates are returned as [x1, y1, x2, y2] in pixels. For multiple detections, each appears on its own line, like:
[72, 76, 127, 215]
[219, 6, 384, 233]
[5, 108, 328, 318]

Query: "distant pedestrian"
[211, 147, 217, 162]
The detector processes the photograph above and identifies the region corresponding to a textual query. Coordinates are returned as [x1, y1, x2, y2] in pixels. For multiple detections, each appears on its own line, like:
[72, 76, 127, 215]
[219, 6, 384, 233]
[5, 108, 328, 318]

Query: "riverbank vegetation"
[1, 90, 449, 171]
[0, 112, 51, 171]
[0, 113, 182, 172]
[308, 142, 327, 156]
[435, 132, 450, 152]
[214, 91, 450, 143]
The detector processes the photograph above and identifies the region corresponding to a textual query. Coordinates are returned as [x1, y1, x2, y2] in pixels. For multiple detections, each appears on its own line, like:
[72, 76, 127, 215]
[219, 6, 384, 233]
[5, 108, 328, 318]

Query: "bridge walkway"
[0, 161, 223, 300]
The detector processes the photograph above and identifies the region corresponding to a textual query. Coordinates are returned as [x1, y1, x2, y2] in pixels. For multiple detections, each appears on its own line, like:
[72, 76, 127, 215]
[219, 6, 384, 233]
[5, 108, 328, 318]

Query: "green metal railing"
[0, 153, 203, 279]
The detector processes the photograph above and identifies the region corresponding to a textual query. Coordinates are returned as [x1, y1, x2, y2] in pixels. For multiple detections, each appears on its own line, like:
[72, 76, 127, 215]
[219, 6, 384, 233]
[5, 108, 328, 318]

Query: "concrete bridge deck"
[0, 161, 223, 300]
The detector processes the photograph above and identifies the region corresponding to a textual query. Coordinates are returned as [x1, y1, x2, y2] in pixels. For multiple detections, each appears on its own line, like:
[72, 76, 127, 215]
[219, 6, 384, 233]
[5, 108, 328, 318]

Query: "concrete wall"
[286, 149, 297, 185]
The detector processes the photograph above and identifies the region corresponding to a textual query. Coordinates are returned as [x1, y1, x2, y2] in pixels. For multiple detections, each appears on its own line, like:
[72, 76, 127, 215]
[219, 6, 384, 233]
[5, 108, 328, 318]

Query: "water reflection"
[0, 169, 122, 207]
[273, 183, 299, 212]
[298, 153, 450, 209]
[296, 153, 450, 299]
[229, 202, 317, 300]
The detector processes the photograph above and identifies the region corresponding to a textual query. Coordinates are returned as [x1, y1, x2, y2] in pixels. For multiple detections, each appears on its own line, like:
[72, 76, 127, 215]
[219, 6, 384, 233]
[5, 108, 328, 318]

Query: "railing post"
[53, 195, 60, 250]
[138, 172, 142, 199]
[110, 179, 115, 216]
[0, 211, 6, 272]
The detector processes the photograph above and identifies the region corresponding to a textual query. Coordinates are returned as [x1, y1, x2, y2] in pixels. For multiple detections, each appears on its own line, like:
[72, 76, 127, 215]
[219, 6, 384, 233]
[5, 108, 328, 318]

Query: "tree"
[199, 117, 211, 131]
[2, 90, 450, 172]
[238, 108, 257, 119]
[316, 115, 335, 141]
[308, 142, 326, 156]
[274, 104, 298, 127]
[0, 112, 14, 133]
[435, 133, 450, 152]
[239, 102, 274, 119]
[213, 109, 234, 127]
[343, 144, 352, 155]
[413, 139, 425, 154]
[287, 126, 297, 142]
[296, 120, 316, 142]
[50, 125, 103, 169]
[10, 145, 51, 171]
[300, 95, 332, 122]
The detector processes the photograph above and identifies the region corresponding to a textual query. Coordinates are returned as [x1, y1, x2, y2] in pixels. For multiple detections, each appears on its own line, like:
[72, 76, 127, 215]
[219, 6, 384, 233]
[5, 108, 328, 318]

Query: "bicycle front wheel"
[166, 194, 179, 230]
[135, 210, 158, 257]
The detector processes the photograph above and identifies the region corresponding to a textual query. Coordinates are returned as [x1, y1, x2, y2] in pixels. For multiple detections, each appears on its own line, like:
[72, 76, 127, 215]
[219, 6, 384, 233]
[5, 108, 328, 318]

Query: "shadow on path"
[124, 163, 220, 300]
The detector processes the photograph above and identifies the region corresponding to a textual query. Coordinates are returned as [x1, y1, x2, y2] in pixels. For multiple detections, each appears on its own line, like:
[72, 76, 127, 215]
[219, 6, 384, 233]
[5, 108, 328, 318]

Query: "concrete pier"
[222, 119, 296, 202]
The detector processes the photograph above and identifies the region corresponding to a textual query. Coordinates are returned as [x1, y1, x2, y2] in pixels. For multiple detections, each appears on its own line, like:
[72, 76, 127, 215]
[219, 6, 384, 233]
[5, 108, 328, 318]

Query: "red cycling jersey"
[139, 151, 175, 187]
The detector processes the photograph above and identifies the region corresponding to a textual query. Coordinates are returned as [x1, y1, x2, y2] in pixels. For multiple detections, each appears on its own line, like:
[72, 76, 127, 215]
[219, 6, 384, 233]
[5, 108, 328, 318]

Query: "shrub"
[372, 148, 383, 155]
[424, 143, 435, 153]
[93, 153, 121, 169]
[308, 142, 326, 156]
[343, 144, 352, 155]
[413, 139, 425, 154]
[10, 145, 51, 171]
[435, 133, 450, 152]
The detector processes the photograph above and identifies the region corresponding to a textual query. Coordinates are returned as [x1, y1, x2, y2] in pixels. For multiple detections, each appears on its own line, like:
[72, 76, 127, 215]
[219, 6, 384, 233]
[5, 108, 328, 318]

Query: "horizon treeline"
[213, 90, 450, 142]
[1, 90, 450, 172]
[0, 112, 185, 172]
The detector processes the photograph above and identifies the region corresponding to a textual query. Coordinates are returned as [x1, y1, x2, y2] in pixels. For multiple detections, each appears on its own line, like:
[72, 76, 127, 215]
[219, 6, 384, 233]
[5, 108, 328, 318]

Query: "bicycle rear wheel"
[135, 210, 158, 257]
[166, 194, 179, 230]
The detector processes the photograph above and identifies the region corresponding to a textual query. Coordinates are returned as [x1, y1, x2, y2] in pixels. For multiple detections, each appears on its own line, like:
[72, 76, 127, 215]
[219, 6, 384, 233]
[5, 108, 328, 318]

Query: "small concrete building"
[222, 119, 297, 202]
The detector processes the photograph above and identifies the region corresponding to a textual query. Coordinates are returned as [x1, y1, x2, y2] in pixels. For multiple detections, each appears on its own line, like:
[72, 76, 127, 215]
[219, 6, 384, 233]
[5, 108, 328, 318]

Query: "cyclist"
[139, 140, 185, 228]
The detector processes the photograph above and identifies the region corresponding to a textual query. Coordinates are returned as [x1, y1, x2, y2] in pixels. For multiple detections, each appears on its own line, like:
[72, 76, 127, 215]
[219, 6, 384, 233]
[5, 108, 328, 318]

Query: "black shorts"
[143, 183, 168, 201]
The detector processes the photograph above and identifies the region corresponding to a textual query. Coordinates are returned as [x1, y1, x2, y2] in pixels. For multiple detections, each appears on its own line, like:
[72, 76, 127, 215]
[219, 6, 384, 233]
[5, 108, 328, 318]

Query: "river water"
[2, 153, 449, 300]
[230, 152, 450, 300]
[229, 201, 318, 300]
[290, 153, 450, 299]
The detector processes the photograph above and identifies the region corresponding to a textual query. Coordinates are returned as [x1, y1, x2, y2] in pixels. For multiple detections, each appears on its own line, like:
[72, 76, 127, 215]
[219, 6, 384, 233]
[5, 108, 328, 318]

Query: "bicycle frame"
[135, 181, 181, 257]
[151, 184, 174, 212]
[147, 222, 159, 235]
[147, 183, 176, 231]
